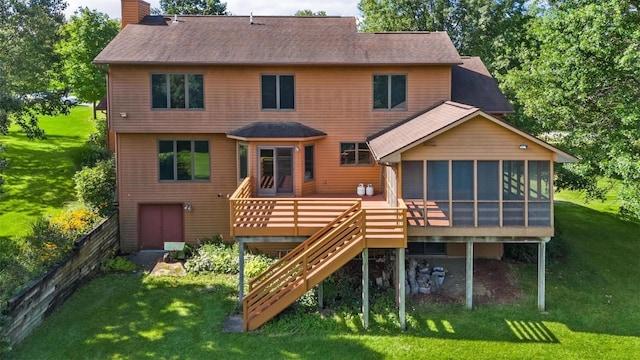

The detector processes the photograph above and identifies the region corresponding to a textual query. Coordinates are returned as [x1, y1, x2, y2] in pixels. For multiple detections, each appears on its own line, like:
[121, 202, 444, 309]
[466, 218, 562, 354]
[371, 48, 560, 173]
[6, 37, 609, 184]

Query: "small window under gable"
[373, 74, 407, 110]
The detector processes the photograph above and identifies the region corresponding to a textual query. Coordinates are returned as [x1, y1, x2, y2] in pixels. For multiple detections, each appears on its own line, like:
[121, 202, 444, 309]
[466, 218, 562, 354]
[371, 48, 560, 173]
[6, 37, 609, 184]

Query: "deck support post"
[397, 247, 406, 330]
[538, 238, 548, 311]
[238, 239, 245, 303]
[362, 248, 369, 329]
[318, 281, 324, 310]
[466, 240, 474, 309]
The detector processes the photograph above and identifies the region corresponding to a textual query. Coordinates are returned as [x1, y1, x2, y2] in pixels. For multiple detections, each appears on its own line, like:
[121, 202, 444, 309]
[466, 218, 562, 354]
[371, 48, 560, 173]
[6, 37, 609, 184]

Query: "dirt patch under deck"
[409, 258, 524, 306]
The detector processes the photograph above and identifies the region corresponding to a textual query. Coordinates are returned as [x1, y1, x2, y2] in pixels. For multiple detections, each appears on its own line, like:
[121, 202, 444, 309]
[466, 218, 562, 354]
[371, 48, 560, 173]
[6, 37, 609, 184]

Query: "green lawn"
[0, 106, 97, 240]
[7, 194, 640, 359]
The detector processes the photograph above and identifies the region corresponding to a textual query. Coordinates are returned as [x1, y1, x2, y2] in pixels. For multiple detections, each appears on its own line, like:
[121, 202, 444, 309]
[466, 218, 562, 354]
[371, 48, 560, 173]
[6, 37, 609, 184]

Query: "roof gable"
[367, 101, 577, 163]
[95, 16, 462, 65]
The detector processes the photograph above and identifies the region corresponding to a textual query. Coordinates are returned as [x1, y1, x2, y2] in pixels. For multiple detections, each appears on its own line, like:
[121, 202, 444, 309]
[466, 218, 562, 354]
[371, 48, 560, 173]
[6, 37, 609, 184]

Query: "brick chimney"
[121, 0, 151, 29]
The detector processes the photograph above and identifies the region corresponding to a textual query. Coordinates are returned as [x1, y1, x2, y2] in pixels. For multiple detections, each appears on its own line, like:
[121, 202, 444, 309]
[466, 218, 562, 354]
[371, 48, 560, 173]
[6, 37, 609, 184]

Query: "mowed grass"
[0, 106, 97, 240]
[8, 193, 640, 359]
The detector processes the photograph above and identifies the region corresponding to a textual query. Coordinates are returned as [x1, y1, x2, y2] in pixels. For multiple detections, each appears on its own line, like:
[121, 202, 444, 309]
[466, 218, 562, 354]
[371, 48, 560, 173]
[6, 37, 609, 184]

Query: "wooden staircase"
[242, 203, 365, 331]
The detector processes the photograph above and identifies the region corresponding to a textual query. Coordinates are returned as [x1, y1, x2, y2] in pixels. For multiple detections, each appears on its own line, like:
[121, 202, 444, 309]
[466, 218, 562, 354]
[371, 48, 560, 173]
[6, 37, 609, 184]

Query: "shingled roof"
[451, 57, 513, 114]
[366, 101, 577, 163]
[227, 122, 326, 140]
[95, 16, 462, 65]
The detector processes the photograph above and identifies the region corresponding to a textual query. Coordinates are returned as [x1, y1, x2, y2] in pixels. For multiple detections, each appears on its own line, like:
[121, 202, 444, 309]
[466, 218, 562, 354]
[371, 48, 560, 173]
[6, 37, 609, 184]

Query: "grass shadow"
[8, 274, 384, 360]
[0, 107, 96, 238]
[526, 201, 640, 337]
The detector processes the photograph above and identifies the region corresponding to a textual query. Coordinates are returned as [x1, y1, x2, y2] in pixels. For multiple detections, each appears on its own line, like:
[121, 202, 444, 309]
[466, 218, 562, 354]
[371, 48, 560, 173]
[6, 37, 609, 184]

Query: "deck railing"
[230, 177, 362, 237]
[364, 199, 407, 248]
[243, 206, 365, 331]
[230, 177, 407, 247]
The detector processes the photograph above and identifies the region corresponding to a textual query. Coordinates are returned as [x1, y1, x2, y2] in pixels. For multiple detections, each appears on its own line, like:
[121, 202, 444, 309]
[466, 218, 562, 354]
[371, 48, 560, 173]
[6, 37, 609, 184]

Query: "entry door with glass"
[259, 147, 293, 195]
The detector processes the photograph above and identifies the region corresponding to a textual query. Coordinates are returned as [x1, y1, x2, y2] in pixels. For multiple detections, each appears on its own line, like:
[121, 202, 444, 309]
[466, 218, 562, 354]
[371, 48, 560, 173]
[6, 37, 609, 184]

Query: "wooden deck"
[230, 178, 407, 248]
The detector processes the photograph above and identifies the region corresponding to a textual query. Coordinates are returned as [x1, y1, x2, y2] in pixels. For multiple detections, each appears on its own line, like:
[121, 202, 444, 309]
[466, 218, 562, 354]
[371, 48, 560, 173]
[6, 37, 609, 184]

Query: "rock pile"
[406, 258, 446, 295]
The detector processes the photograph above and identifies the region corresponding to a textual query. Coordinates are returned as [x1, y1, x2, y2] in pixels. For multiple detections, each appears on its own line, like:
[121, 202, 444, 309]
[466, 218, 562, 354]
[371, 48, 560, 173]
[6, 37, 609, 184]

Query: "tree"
[295, 9, 327, 16]
[160, 0, 227, 15]
[0, 0, 68, 190]
[502, 1, 640, 219]
[74, 158, 116, 216]
[57, 7, 119, 119]
[0, 0, 68, 136]
[357, 0, 533, 75]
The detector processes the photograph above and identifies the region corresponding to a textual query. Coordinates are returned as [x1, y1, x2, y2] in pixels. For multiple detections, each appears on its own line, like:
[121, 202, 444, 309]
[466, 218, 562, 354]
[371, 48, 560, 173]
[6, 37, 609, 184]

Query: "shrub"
[184, 242, 239, 275]
[322, 267, 362, 309]
[100, 257, 141, 273]
[72, 119, 110, 169]
[72, 143, 110, 169]
[295, 288, 318, 310]
[88, 118, 108, 149]
[22, 217, 75, 267]
[503, 225, 570, 266]
[184, 240, 275, 278]
[74, 158, 116, 216]
[244, 253, 275, 279]
[50, 208, 99, 238]
[20, 209, 102, 270]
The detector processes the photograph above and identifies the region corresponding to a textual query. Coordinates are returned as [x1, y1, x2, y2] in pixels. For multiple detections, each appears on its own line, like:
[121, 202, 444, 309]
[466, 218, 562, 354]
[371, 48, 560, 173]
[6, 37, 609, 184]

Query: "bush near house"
[73, 158, 116, 216]
[503, 223, 571, 265]
[184, 238, 274, 279]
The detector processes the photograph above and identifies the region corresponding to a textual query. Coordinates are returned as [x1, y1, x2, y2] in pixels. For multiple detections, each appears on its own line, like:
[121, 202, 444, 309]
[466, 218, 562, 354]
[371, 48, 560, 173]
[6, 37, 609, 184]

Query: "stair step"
[244, 209, 365, 331]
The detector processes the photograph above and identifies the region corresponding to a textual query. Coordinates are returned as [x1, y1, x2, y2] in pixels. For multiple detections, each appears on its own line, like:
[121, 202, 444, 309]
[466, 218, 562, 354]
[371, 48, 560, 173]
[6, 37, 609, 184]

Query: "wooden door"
[139, 204, 183, 250]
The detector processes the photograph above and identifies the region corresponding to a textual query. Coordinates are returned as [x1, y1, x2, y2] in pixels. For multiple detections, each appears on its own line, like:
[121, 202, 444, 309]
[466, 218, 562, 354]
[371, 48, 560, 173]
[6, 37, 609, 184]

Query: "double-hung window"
[152, 74, 204, 109]
[158, 140, 210, 181]
[261, 75, 295, 110]
[373, 74, 407, 110]
[340, 142, 373, 166]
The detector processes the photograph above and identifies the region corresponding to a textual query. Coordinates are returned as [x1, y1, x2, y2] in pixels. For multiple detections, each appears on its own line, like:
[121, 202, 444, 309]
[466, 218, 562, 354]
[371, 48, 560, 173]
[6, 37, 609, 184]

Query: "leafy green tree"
[0, 0, 67, 190]
[0, 0, 67, 137]
[503, 0, 640, 219]
[58, 7, 119, 119]
[160, 0, 227, 15]
[358, 0, 533, 75]
[295, 9, 327, 16]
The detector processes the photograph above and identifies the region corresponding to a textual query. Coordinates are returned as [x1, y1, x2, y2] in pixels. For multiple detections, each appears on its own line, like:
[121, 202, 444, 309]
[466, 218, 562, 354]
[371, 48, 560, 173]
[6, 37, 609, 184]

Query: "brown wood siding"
[109, 65, 451, 195]
[117, 133, 237, 252]
[402, 116, 555, 161]
[446, 243, 503, 259]
[109, 65, 451, 134]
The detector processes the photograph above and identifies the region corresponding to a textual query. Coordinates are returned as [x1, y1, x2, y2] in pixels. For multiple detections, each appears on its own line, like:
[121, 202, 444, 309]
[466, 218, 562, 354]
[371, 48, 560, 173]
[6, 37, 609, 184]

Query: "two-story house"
[95, 0, 577, 331]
